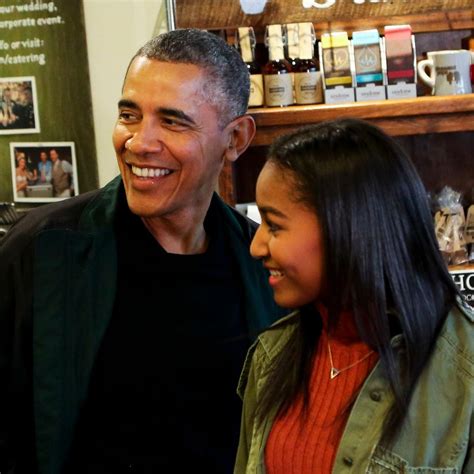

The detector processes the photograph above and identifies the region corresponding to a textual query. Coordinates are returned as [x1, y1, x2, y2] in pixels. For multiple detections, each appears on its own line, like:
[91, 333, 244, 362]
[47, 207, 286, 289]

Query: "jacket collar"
[78, 175, 122, 231]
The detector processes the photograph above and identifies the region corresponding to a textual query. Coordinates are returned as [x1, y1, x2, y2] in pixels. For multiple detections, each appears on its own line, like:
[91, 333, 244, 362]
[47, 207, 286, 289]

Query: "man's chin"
[124, 192, 160, 218]
[127, 203, 162, 219]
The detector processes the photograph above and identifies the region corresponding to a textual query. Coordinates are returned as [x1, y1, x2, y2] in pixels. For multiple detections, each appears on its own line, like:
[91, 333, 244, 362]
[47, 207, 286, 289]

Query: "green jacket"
[235, 300, 474, 473]
[0, 177, 281, 474]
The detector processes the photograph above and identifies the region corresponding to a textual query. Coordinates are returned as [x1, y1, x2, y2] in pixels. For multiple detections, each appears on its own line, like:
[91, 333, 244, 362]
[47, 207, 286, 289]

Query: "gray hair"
[129, 28, 250, 127]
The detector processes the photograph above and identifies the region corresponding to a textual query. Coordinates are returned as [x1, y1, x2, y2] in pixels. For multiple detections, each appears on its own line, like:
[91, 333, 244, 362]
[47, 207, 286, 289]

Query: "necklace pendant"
[330, 367, 340, 379]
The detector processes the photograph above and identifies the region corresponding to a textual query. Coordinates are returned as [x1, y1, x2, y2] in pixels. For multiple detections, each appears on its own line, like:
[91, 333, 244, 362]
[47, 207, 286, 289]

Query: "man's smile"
[130, 165, 172, 178]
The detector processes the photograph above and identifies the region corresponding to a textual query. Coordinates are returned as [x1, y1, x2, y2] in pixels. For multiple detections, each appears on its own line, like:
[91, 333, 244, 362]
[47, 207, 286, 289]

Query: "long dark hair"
[256, 118, 458, 442]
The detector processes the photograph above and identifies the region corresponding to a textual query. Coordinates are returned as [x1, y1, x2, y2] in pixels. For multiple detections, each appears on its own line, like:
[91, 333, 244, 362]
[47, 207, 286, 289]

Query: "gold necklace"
[327, 339, 374, 380]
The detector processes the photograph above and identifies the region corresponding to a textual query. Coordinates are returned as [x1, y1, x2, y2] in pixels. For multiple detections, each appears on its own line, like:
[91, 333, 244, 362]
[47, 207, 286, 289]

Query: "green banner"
[0, 0, 98, 206]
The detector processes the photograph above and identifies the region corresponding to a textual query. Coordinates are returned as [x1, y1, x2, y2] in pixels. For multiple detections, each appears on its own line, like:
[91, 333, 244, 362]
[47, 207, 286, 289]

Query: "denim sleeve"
[234, 343, 261, 474]
[462, 409, 474, 473]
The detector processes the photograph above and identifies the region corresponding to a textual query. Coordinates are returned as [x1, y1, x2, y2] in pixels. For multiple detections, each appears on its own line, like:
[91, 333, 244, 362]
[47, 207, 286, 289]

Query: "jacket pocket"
[368, 446, 458, 473]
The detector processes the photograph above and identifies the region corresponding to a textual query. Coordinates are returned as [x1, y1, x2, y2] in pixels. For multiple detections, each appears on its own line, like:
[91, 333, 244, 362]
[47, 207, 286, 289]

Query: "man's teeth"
[270, 270, 283, 277]
[131, 165, 171, 178]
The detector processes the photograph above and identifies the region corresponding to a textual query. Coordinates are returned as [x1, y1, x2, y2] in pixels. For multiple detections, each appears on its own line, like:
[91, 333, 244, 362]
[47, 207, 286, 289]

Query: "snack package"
[465, 204, 474, 263]
[434, 186, 468, 266]
[465, 204, 474, 244]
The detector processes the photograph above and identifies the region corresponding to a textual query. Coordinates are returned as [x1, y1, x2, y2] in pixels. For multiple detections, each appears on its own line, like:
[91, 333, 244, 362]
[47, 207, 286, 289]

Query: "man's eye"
[162, 117, 186, 128]
[118, 111, 137, 121]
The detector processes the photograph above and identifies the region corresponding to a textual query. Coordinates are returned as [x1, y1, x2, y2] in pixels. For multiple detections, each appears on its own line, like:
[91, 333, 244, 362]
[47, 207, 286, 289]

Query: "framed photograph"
[10, 142, 79, 203]
[0, 76, 40, 135]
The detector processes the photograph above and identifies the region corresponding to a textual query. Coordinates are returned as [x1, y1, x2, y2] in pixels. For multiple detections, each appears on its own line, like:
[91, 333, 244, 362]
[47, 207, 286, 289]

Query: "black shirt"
[67, 194, 251, 473]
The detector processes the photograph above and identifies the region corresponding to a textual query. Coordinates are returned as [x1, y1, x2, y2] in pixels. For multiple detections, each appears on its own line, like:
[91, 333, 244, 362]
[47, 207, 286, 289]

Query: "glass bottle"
[285, 23, 300, 103]
[285, 23, 301, 69]
[263, 24, 293, 107]
[237, 27, 264, 107]
[293, 22, 323, 104]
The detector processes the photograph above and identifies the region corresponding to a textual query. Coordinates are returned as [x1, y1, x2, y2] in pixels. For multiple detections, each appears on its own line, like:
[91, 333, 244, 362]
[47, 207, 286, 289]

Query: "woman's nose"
[250, 225, 267, 260]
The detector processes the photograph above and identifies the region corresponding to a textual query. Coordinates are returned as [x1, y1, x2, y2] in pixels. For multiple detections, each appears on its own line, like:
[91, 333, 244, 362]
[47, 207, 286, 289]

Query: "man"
[12, 86, 35, 130]
[37, 150, 52, 184]
[0, 86, 18, 129]
[50, 148, 73, 197]
[0, 29, 281, 473]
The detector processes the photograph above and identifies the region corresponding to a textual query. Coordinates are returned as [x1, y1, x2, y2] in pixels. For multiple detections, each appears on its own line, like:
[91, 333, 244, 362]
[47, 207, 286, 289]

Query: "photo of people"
[0, 77, 40, 134]
[10, 142, 79, 202]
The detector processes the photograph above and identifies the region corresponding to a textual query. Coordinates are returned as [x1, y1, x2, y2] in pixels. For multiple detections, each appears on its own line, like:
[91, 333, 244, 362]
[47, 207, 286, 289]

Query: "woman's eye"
[266, 221, 280, 233]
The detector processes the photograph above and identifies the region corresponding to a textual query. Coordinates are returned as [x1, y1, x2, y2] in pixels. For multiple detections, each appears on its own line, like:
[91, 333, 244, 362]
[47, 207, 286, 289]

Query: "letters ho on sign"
[450, 269, 474, 308]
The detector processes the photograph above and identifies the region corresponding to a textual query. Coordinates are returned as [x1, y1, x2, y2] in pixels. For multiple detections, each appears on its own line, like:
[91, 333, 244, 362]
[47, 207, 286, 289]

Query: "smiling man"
[0, 29, 281, 474]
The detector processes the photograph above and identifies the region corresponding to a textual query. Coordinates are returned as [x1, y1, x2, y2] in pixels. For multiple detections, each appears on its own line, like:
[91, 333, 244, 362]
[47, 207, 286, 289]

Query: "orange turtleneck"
[265, 305, 379, 474]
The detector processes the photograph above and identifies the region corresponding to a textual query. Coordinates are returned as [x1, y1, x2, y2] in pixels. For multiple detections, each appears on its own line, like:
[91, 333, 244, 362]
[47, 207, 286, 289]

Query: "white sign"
[450, 268, 474, 308]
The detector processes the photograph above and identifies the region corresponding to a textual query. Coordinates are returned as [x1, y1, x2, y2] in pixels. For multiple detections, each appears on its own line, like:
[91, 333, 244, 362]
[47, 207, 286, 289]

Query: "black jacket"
[0, 177, 281, 474]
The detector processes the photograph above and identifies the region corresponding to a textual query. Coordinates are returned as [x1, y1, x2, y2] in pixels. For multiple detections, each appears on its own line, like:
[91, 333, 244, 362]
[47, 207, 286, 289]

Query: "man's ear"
[224, 115, 256, 163]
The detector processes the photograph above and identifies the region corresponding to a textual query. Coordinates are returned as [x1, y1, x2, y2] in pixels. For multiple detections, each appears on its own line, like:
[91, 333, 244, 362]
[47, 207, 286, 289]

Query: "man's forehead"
[126, 59, 208, 97]
[124, 62, 219, 107]
[127, 57, 207, 81]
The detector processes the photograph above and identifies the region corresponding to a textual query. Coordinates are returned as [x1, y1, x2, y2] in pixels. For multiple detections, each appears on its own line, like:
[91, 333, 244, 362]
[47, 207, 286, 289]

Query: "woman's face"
[18, 158, 26, 169]
[250, 162, 325, 309]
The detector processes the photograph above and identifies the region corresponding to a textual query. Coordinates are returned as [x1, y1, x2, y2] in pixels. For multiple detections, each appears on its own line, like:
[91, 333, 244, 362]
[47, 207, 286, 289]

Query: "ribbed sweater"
[265, 306, 379, 473]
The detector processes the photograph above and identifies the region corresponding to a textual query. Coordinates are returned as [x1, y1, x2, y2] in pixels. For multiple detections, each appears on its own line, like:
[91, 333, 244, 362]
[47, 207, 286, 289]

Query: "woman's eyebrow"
[259, 206, 287, 219]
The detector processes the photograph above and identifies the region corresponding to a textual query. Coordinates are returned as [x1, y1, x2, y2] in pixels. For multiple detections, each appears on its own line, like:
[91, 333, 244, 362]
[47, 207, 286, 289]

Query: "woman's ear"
[224, 115, 256, 162]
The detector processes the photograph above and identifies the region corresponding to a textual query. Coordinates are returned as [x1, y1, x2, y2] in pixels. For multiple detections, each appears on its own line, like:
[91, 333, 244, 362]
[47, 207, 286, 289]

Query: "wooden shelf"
[184, 0, 474, 205]
[449, 264, 474, 272]
[248, 94, 474, 146]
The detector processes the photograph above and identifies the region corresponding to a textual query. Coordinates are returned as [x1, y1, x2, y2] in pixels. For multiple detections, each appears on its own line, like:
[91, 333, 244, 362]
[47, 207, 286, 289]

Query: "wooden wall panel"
[233, 133, 474, 204]
[399, 132, 474, 202]
[175, 0, 473, 33]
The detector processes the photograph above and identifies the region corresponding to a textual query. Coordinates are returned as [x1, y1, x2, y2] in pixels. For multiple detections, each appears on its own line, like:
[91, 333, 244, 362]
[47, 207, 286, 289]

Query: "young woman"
[235, 118, 473, 473]
[15, 156, 29, 197]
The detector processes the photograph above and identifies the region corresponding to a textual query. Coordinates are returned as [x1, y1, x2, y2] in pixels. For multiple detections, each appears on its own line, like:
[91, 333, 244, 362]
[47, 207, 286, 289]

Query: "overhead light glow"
[239, 0, 268, 14]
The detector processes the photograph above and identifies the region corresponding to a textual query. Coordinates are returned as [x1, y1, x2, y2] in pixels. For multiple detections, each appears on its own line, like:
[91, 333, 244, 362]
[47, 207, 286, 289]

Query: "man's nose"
[125, 121, 164, 155]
